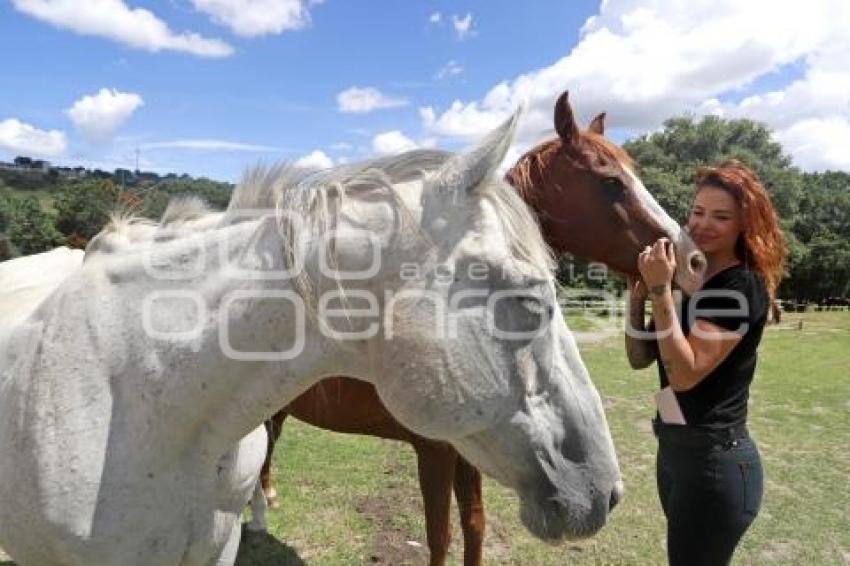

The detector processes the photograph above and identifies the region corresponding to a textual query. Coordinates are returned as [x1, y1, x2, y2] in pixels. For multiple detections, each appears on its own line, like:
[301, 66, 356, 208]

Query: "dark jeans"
[655, 421, 763, 566]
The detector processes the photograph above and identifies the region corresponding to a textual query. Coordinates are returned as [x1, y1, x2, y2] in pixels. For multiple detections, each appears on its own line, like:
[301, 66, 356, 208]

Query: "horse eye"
[602, 177, 626, 201]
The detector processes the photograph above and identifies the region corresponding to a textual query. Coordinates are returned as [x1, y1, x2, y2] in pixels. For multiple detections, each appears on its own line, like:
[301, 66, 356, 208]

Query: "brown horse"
[261, 90, 706, 565]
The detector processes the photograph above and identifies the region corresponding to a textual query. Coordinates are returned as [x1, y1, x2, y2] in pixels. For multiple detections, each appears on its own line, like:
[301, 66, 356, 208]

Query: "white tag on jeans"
[655, 386, 687, 425]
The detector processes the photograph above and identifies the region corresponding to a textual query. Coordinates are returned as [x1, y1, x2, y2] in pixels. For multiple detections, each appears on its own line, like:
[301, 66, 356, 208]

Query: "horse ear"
[554, 90, 580, 145]
[430, 105, 523, 195]
[588, 112, 606, 135]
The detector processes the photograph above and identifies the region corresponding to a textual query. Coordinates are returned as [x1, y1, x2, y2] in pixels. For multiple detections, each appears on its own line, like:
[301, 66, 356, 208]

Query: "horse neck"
[10, 220, 348, 466]
[163, 215, 386, 460]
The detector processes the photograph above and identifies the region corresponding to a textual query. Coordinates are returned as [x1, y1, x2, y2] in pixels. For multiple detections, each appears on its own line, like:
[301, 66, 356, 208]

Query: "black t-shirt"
[650, 265, 769, 430]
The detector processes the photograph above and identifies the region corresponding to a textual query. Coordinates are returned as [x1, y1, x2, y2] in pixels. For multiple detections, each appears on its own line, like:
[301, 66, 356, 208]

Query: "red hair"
[695, 160, 786, 300]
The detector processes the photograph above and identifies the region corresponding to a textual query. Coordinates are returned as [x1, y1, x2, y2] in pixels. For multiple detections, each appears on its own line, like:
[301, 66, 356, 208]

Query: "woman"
[625, 160, 785, 565]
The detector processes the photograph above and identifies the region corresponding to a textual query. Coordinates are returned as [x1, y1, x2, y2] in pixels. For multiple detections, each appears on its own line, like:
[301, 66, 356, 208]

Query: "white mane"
[221, 146, 554, 305]
[160, 195, 212, 226]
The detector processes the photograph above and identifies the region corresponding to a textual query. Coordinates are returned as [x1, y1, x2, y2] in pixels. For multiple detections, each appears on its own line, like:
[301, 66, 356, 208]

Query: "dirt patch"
[356, 496, 427, 564]
[355, 445, 429, 565]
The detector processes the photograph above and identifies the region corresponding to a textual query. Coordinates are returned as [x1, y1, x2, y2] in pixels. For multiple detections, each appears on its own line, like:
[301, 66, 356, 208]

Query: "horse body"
[0, 108, 623, 565]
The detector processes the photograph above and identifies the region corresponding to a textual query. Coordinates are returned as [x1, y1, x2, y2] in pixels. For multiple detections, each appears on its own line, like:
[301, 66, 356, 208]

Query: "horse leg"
[413, 439, 457, 566]
[246, 479, 268, 532]
[453, 455, 485, 566]
[212, 518, 242, 566]
[261, 410, 288, 508]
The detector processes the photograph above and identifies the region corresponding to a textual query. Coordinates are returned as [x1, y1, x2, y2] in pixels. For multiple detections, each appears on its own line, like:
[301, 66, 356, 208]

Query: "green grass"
[238, 311, 850, 565]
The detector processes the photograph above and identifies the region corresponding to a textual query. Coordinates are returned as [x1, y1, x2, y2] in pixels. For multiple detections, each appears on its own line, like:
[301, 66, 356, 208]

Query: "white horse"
[0, 109, 622, 565]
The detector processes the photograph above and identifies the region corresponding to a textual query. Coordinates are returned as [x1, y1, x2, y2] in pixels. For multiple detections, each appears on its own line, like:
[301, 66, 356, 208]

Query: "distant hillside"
[0, 155, 232, 199]
[0, 156, 234, 260]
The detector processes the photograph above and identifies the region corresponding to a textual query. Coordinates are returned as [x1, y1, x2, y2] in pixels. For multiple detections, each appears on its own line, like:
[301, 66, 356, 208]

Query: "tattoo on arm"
[651, 284, 668, 297]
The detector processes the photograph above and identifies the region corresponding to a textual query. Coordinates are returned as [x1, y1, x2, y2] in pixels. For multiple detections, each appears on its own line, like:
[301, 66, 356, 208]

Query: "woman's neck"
[704, 251, 742, 280]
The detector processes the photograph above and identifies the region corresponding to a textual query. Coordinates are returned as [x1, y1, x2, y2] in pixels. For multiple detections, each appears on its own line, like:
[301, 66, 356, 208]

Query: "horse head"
[368, 109, 622, 542]
[506, 90, 706, 294]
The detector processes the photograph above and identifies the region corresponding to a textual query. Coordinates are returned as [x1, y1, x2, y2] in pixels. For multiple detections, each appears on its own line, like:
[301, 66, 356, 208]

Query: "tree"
[0, 188, 15, 234]
[139, 188, 170, 220]
[0, 188, 18, 260]
[7, 196, 62, 255]
[780, 171, 850, 300]
[622, 115, 827, 299]
[54, 178, 120, 241]
[624, 115, 803, 223]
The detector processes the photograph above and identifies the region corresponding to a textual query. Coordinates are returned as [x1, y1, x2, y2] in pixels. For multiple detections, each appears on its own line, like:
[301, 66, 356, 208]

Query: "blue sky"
[2, 1, 849, 180]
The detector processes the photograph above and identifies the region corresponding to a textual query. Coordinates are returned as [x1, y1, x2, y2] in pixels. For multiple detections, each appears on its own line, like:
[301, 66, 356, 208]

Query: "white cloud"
[435, 60, 463, 80]
[372, 131, 418, 156]
[191, 0, 313, 37]
[420, 82, 518, 140]
[701, 64, 850, 171]
[775, 118, 850, 171]
[337, 87, 408, 114]
[66, 88, 144, 144]
[452, 13, 474, 40]
[421, 0, 850, 171]
[141, 139, 282, 152]
[295, 149, 333, 169]
[12, 0, 233, 57]
[0, 118, 66, 157]
[429, 12, 441, 24]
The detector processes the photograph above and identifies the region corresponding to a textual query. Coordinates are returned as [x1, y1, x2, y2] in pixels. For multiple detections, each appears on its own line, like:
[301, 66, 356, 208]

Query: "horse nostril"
[609, 481, 624, 512]
[688, 251, 707, 275]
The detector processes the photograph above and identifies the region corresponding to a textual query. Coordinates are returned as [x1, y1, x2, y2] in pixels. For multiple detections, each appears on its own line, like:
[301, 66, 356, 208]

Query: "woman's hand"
[638, 238, 676, 295]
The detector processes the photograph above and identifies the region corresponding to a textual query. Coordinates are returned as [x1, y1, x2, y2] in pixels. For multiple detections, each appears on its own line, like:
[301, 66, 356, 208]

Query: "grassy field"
[1, 311, 847, 565]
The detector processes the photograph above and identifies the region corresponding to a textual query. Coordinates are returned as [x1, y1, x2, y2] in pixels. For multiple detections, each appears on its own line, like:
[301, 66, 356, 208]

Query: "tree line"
[0, 172, 232, 258]
[1, 116, 848, 301]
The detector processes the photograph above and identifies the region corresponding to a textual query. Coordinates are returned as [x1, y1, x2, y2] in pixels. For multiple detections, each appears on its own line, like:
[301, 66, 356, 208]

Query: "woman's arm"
[624, 276, 655, 369]
[642, 240, 742, 391]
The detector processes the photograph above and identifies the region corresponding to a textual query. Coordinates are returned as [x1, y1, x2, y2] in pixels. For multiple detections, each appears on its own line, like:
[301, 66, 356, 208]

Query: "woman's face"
[687, 185, 743, 258]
